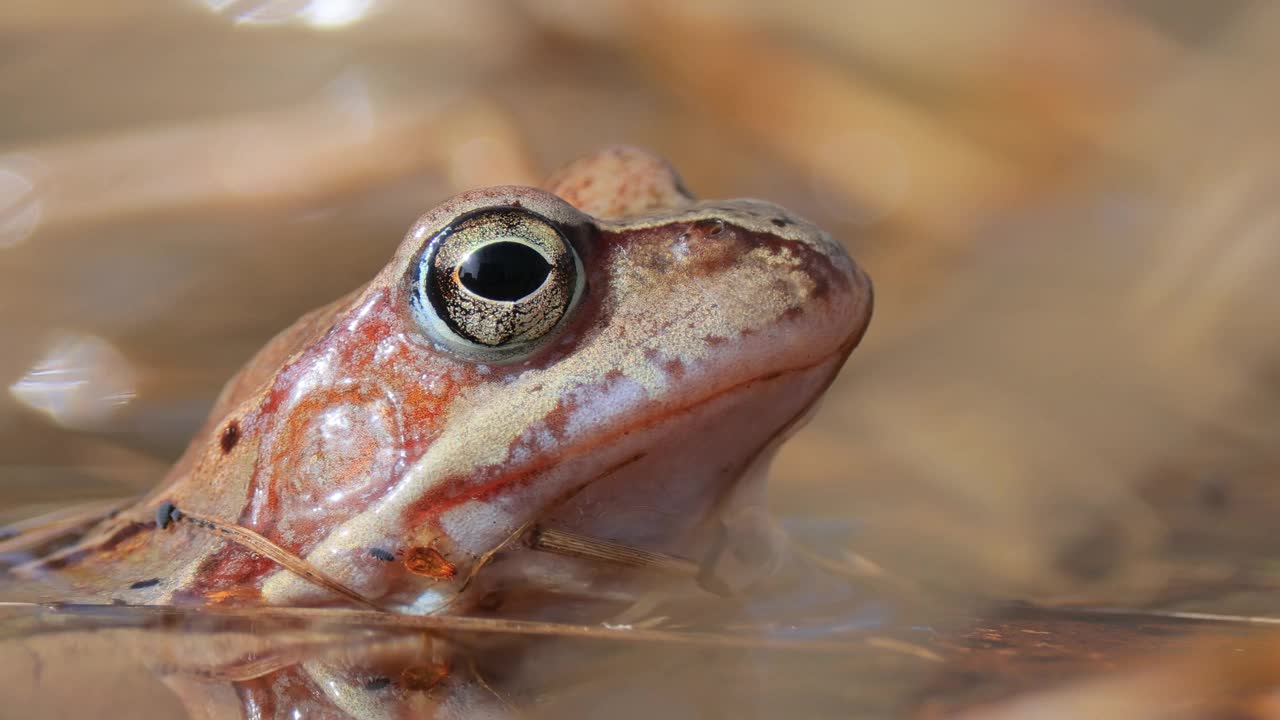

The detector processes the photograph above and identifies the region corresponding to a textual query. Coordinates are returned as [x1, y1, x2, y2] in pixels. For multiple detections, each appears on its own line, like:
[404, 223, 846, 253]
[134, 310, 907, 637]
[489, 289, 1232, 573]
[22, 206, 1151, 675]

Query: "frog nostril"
[697, 219, 726, 237]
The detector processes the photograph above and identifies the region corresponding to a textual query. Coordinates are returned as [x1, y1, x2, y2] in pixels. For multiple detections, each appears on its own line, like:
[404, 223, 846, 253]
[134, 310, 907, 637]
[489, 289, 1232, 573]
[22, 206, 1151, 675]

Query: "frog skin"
[10, 146, 873, 616]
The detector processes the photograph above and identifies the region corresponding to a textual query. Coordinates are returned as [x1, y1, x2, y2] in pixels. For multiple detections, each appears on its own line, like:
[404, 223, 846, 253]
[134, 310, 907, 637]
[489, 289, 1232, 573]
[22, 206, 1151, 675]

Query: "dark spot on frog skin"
[771, 217, 791, 227]
[369, 547, 396, 562]
[155, 501, 182, 530]
[129, 578, 161, 589]
[363, 677, 392, 691]
[220, 421, 240, 454]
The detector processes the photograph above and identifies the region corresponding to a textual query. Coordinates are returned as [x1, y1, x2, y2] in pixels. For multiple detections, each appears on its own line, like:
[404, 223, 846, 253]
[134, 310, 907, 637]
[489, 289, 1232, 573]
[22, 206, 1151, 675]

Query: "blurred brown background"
[3, 0, 1279, 618]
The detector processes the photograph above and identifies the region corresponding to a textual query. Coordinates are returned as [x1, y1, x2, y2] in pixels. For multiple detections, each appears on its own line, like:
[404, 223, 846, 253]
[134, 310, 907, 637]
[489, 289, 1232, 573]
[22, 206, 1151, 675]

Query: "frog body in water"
[11, 147, 873, 616]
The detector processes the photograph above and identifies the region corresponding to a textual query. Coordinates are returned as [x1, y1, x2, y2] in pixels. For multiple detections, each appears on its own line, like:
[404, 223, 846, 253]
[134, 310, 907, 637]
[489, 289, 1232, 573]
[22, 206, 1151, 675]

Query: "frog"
[7, 146, 873, 618]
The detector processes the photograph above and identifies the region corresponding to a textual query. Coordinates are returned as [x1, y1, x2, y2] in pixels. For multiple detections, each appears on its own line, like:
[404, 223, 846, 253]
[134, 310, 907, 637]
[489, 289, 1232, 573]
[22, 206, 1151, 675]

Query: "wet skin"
[13, 147, 873, 615]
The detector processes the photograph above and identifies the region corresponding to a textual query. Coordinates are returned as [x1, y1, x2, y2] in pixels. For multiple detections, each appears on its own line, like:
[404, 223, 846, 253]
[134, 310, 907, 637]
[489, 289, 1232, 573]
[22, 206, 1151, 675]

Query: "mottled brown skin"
[11, 146, 873, 619]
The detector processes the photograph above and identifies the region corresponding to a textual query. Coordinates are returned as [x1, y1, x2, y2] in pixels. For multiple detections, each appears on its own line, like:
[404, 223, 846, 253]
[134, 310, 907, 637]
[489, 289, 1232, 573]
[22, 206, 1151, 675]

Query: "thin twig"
[165, 506, 385, 613]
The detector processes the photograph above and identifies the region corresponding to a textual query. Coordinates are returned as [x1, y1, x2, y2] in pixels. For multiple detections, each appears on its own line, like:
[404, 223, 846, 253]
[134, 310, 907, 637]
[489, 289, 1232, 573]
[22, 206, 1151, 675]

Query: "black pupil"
[457, 241, 552, 301]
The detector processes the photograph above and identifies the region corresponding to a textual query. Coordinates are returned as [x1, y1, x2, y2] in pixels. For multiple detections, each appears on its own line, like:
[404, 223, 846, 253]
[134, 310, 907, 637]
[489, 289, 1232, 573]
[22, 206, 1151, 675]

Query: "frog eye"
[411, 207, 585, 362]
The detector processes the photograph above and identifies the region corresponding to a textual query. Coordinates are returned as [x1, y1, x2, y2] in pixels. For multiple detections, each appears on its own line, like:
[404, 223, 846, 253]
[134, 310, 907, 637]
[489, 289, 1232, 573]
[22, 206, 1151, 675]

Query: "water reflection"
[0, 518, 949, 718]
[198, 0, 378, 29]
[0, 591, 933, 718]
[8, 332, 137, 430]
[0, 159, 41, 249]
[2, 589, 1269, 718]
[11, 512, 1256, 719]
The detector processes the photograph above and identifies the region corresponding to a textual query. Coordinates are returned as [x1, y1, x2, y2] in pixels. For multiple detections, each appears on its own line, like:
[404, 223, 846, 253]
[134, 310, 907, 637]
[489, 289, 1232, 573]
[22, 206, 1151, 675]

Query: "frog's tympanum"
[11, 147, 873, 617]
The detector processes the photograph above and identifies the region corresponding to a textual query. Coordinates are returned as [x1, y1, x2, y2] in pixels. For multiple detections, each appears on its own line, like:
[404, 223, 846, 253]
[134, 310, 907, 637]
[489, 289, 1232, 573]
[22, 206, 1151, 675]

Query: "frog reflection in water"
[13, 147, 873, 621]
